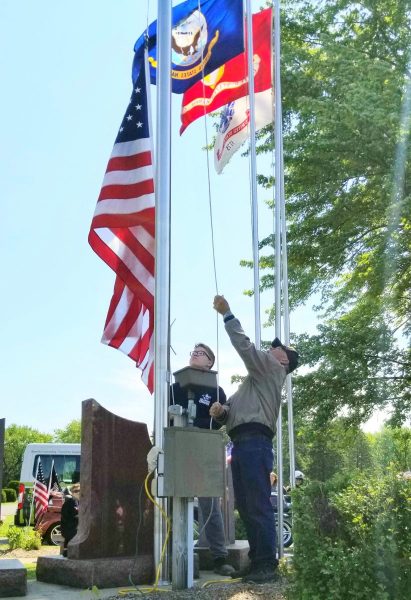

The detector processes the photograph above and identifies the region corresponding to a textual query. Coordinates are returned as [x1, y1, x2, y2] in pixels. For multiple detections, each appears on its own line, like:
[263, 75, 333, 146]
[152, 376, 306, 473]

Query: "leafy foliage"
[3, 420, 81, 485]
[7, 480, 20, 493]
[53, 419, 81, 443]
[368, 425, 411, 472]
[289, 471, 411, 600]
[250, 0, 411, 424]
[7, 526, 42, 550]
[2, 488, 17, 502]
[0, 515, 13, 537]
[3, 425, 52, 485]
[282, 415, 409, 477]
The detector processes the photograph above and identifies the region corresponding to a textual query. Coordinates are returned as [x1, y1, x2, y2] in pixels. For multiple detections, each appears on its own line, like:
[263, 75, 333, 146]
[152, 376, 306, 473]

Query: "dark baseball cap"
[271, 337, 299, 373]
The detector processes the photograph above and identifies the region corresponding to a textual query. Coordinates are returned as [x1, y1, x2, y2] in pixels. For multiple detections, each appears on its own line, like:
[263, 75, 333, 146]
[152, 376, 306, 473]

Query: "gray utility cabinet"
[163, 426, 225, 498]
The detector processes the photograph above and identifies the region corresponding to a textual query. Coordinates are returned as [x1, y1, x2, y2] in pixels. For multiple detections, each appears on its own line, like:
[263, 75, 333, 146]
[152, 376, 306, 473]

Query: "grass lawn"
[0, 515, 13, 536]
[23, 563, 36, 579]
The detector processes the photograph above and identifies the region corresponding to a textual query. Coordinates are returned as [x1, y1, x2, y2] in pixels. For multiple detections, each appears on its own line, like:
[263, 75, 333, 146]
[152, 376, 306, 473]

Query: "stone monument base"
[195, 540, 250, 571]
[0, 559, 27, 597]
[36, 555, 153, 589]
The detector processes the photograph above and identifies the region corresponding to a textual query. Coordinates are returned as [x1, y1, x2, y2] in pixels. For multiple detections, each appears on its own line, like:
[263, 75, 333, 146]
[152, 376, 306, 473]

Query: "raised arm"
[213, 295, 279, 377]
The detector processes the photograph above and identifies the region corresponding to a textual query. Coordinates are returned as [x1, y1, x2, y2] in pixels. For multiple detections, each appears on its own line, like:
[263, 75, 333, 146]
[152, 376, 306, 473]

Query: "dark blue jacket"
[170, 382, 226, 430]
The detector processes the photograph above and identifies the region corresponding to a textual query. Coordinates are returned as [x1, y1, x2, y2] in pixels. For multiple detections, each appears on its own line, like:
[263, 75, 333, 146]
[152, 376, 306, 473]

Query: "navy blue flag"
[133, 0, 244, 94]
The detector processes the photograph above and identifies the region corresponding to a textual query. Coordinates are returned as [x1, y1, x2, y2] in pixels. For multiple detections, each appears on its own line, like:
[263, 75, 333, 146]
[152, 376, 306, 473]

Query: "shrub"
[1, 490, 6, 503]
[7, 526, 42, 550]
[3, 488, 17, 502]
[289, 470, 411, 600]
[7, 480, 20, 494]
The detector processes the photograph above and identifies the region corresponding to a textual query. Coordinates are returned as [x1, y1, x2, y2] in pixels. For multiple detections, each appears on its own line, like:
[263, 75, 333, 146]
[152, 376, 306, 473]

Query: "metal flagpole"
[280, 126, 296, 488]
[245, 0, 261, 348]
[273, 0, 284, 558]
[48, 460, 54, 494]
[154, 0, 172, 583]
[0, 419, 4, 521]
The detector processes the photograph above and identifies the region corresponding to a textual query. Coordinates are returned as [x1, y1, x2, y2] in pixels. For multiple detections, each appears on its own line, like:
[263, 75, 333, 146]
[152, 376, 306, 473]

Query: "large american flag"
[33, 460, 48, 521]
[89, 60, 155, 392]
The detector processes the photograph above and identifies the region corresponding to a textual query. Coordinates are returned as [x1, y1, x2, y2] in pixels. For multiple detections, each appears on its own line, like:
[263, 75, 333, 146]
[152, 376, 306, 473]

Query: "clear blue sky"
[3, 0, 377, 435]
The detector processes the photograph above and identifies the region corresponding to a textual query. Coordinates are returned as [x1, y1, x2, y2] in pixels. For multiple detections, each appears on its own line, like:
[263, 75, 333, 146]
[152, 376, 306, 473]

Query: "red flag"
[33, 460, 48, 521]
[89, 61, 155, 392]
[180, 8, 272, 134]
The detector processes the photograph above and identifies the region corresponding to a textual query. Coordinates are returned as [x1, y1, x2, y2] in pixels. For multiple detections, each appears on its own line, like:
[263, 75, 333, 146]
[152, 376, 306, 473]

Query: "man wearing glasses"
[171, 343, 235, 576]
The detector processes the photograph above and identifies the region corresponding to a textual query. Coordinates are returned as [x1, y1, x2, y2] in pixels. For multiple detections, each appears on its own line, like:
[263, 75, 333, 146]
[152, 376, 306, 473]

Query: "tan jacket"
[216, 317, 286, 437]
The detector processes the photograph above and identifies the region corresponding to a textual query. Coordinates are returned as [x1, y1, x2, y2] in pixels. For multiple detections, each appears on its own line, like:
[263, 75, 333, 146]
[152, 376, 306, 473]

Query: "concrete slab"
[0, 504, 17, 518]
[36, 554, 153, 589]
[0, 559, 27, 597]
[0, 570, 231, 600]
[1, 581, 124, 600]
[195, 540, 250, 571]
[36, 552, 201, 589]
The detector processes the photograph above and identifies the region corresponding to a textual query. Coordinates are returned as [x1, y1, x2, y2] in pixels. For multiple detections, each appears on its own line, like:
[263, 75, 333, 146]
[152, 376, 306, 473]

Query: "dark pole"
[0, 418, 5, 520]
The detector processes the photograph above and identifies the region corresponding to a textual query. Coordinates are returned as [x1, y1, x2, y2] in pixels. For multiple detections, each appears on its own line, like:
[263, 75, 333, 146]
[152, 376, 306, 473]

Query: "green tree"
[369, 426, 411, 472]
[290, 418, 373, 481]
[4, 425, 52, 485]
[53, 419, 81, 443]
[247, 0, 411, 424]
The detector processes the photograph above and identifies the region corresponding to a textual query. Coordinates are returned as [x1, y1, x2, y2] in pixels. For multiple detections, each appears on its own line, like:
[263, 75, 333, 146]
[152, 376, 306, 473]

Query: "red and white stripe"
[33, 480, 48, 520]
[89, 137, 155, 392]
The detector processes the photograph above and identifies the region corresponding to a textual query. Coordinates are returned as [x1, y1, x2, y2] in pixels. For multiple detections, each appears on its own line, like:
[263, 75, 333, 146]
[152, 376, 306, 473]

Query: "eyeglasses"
[190, 350, 211, 360]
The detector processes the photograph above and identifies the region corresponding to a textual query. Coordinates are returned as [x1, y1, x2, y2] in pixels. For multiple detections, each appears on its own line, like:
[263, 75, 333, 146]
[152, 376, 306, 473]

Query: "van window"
[32, 455, 81, 484]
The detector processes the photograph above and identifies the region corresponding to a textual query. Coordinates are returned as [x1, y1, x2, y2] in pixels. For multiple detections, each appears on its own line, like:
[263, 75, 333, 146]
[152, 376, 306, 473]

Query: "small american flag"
[89, 58, 155, 392]
[48, 464, 61, 492]
[33, 461, 48, 520]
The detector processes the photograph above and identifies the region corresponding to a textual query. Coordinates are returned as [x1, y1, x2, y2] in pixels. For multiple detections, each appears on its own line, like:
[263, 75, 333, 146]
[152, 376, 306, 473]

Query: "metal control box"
[163, 427, 225, 498]
[173, 366, 217, 390]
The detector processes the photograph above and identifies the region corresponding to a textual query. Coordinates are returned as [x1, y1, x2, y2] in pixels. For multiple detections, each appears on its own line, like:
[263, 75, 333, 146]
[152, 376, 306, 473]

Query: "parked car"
[15, 443, 80, 527]
[34, 491, 65, 546]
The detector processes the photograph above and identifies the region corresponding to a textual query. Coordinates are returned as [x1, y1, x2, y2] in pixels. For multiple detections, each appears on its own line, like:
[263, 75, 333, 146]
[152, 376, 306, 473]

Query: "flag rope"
[194, 0, 222, 403]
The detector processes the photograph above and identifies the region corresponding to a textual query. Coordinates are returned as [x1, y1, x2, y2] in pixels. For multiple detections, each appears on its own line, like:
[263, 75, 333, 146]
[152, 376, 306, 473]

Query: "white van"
[15, 443, 81, 526]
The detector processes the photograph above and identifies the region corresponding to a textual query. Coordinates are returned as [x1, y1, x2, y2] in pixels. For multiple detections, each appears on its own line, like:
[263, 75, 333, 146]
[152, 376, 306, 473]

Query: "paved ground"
[3, 580, 124, 599]
[0, 569, 250, 600]
[0, 506, 288, 599]
[0, 502, 17, 518]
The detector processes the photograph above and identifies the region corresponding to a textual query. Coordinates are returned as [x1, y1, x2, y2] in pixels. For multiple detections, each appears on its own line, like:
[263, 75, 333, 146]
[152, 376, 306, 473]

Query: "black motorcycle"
[271, 492, 293, 548]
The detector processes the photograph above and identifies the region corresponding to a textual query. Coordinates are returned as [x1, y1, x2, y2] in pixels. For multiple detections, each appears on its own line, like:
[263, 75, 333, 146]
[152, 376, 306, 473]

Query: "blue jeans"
[231, 436, 278, 566]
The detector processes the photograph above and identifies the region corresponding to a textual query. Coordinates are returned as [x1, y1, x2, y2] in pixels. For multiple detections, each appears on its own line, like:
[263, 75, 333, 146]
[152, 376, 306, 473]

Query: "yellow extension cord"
[117, 472, 242, 595]
[118, 472, 171, 595]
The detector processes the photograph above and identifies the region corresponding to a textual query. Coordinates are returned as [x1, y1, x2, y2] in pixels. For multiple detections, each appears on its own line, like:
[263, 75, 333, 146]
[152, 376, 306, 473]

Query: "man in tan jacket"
[210, 295, 299, 583]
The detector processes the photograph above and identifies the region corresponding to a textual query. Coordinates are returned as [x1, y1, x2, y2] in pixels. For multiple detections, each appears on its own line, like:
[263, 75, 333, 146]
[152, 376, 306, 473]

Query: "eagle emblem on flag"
[171, 10, 208, 65]
[134, 0, 244, 94]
